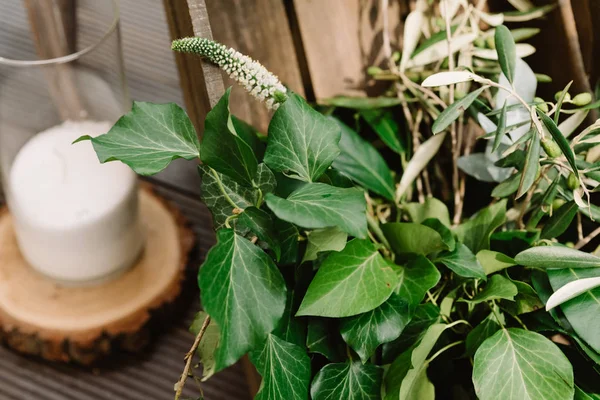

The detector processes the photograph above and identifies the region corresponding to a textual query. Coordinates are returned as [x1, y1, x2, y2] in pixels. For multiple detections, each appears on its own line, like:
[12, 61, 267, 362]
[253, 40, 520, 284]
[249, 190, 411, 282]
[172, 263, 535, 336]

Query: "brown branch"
[575, 226, 600, 250]
[174, 315, 211, 400]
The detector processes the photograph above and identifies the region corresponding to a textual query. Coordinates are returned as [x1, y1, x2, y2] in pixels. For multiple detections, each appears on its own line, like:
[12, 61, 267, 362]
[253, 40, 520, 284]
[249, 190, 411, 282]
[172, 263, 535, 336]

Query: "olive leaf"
[432, 87, 487, 134]
[494, 25, 517, 84]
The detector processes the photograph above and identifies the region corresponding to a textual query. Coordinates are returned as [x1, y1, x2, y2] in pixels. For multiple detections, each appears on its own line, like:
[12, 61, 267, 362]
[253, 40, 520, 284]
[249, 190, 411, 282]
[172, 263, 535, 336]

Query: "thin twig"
[174, 315, 211, 400]
[575, 225, 600, 250]
[412, 109, 426, 202]
[577, 211, 584, 241]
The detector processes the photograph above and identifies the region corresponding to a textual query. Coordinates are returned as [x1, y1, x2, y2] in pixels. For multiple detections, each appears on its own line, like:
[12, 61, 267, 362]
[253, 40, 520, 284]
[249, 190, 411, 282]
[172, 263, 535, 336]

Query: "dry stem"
[174, 315, 211, 400]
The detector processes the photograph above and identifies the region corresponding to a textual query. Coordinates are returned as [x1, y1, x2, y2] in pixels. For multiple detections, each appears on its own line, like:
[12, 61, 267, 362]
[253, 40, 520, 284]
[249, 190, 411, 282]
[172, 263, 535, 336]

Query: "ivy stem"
[490, 302, 505, 330]
[174, 315, 211, 400]
[428, 340, 464, 363]
[367, 213, 392, 253]
[210, 167, 241, 210]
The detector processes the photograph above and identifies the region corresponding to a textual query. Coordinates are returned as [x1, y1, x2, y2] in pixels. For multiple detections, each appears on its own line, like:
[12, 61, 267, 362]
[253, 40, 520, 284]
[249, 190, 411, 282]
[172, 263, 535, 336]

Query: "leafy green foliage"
[310, 362, 383, 400]
[515, 246, 600, 269]
[494, 25, 517, 84]
[303, 227, 348, 262]
[432, 87, 487, 134]
[436, 243, 487, 279]
[455, 200, 507, 254]
[464, 275, 518, 304]
[238, 206, 281, 260]
[189, 312, 219, 381]
[76, 102, 199, 175]
[360, 109, 405, 154]
[382, 222, 448, 255]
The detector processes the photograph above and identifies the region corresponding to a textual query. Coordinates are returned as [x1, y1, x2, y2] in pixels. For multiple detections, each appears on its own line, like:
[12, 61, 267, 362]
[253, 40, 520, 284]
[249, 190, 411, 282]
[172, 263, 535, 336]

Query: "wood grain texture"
[293, 0, 404, 100]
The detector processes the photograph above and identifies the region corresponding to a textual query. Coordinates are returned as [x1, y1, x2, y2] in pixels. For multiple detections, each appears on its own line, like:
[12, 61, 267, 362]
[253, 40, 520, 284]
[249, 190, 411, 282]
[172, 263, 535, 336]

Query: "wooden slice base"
[0, 187, 194, 364]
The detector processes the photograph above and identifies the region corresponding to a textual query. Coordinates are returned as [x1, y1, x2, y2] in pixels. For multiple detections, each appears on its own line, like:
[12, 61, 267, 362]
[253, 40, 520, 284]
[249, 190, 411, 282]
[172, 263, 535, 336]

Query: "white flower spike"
[172, 37, 287, 110]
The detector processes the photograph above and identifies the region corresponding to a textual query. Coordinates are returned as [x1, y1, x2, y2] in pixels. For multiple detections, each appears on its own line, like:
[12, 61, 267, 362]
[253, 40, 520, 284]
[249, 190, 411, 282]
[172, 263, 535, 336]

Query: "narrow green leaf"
[503, 5, 556, 22]
[437, 243, 487, 280]
[249, 334, 311, 400]
[494, 25, 517, 83]
[516, 131, 540, 198]
[526, 174, 560, 228]
[265, 93, 341, 182]
[78, 102, 199, 175]
[541, 200, 578, 239]
[404, 197, 451, 227]
[465, 313, 501, 356]
[297, 239, 398, 317]
[473, 328, 574, 400]
[320, 96, 403, 109]
[238, 207, 281, 261]
[265, 183, 367, 239]
[454, 199, 507, 254]
[493, 101, 508, 151]
[201, 88, 258, 186]
[198, 229, 286, 371]
[189, 312, 219, 381]
[332, 119, 395, 200]
[546, 276, 600, 311]
[360, 109, 405, 154]
[382, 223, 449, 256]
[303, 227, 348, 262]
[306, 319, 343, 361]
[476, 250, 517, 275]
[432, 87, 487, 134]
[554, 80, 573, 124]
[491, 172, 521, 198]
[537, 109, 580, 179]
[311, 362, 383, 400]
[515, 246, 600, 269]
[464, 275, 518, 304]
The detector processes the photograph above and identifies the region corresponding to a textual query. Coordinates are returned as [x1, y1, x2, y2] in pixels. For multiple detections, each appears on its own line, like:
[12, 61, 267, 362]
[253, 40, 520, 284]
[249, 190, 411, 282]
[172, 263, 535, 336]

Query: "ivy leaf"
[465, 313, 502, 356]
[306, 318, 343, 361]
[255, 163, 277, 195]
[360, 109, 405, 154]
[516, 131, 540, 198]
[515, 246, 600, 269]
[198, 229, 286, 371]
[274, 290, 306, 347]
[201, 88, 258, 186]
[340, 293, 411, 363]
[494, 25, 517, 84]
[275, 219, 300, 265]
[310, 362, 383, 400]
[189, 312, 220, 381]
[436, 243, 487, 280]
[548, 267, 600, 352]
[454, 199, 507, 254]
[297, 239, 398, 318]
[238, 207, 281, 261]
[332, 119, 395, 200]
[537, 109, 579, 179]
[476, 250, 516, 275]
[265, 183, 367, 239]
[405, 197, 451, 227]
[382, 223, 449, 256]
[504, 279, 544, 315]
[541, 200, 578, 239]
[303, 227, 348, 262]
[473, 328, 574, 400]
[397, 256, 442, 309]
[249, 334, 311, 400]
[432, 87, 487, 134]
[463, 275, 518, 304]
[76, 102, 199, 175]
[421, 218, 456, 252]
[265, 93, 341, 182]
[492, 101, 508, 152]
[199, 165, 255, 230]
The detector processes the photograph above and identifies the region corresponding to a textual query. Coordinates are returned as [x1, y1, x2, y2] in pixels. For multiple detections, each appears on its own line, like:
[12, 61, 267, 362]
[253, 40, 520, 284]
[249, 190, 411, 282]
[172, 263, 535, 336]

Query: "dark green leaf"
[404, 197, 451, 227]
[516, 131, 540, 198]
[494, 149, 525, 168]
[266, 183, 367, 239]
[510, 28, 541, 42]
[384, 344, 416, 400]
[77, 102, 199, 175]
[554, 81, 573, 124]
[189, 312, 219, 381]
[504, 279, 543, 315]
[491, 172, 521, 198]
[382, 222, 449, 256]
[311, 362, 383, 400]
[464, 275, 518, 304]
[473, 328, 574, 400]
[340, 293, 411, 363]
[421, 218, 456, 252]
[231, 115, 265, 160]
[201, 88, 258, 186]
[306, 318, 343, 361]
[249, 334, 311, 400]
[537, 109, 579, 179]
[297, 239, 398, 317]
[397, 256, 442, 309]
[265, 93, 340, 182]
[303, 227, 348, 262]
[465, 313, 501, 356]
[454, 199, 507, 254]
[321, 96, 403, 109]
[360, 109, 405, 153]
[493, 101, 508, 152]
[198, 229, 286, 371]
[515, 246, 600, 269]
[541, 200, 578, 239]
[274, 289, 306, 347]
[254, 163, 277, 195]
[494, 25, 517, 84]
[238, 207, 281, 260]
[476, 250, 517, 275]
[275, 219, 299, 265]
[432, 87, 487, 134]
[526, 174, 560, 228]
[436, 243, 487, 280]
[548, 267, 600, 352]
[332, 119, 395, 200]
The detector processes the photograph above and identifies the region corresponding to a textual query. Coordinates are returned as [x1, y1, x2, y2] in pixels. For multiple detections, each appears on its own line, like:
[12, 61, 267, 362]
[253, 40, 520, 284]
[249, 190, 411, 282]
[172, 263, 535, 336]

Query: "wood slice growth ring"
[0, 187, 194, 364]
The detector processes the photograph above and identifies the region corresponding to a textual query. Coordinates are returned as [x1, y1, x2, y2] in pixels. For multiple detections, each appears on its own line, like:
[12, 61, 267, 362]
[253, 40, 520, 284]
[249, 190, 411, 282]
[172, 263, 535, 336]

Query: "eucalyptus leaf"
[494, 25, 517, 84]
[382, 223, 448, 256]
[77, 101, 200, 175]
[464, 274, 518, 304]
[515, 246, 600, 269]
[303, 227, 348, 262]
[432, 87, 487, 134]
[311, 362, 383, 400]
[473, 328, 574, 400]
[476, 250, 517, 275]
[249, 334, 311, 400]
[332, 119, 395, 200]
[360, 109, 404, 154]
[198, 229, 286, 371]
[266, 183, 367, 239]
[297, 239, 398, 318]
[265, 93, 340, 182]
[541, 200, 578, 239]
[436, 243, 487, 280]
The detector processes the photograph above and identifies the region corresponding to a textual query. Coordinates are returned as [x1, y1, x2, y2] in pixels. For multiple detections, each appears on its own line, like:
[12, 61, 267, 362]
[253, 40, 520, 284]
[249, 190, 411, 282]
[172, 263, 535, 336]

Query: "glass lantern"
[0, 0, 143, 285]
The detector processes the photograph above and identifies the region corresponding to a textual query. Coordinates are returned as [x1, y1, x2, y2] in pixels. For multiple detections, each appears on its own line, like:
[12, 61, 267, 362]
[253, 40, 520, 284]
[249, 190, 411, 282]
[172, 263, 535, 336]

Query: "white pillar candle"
[8, 120, 143, 284]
